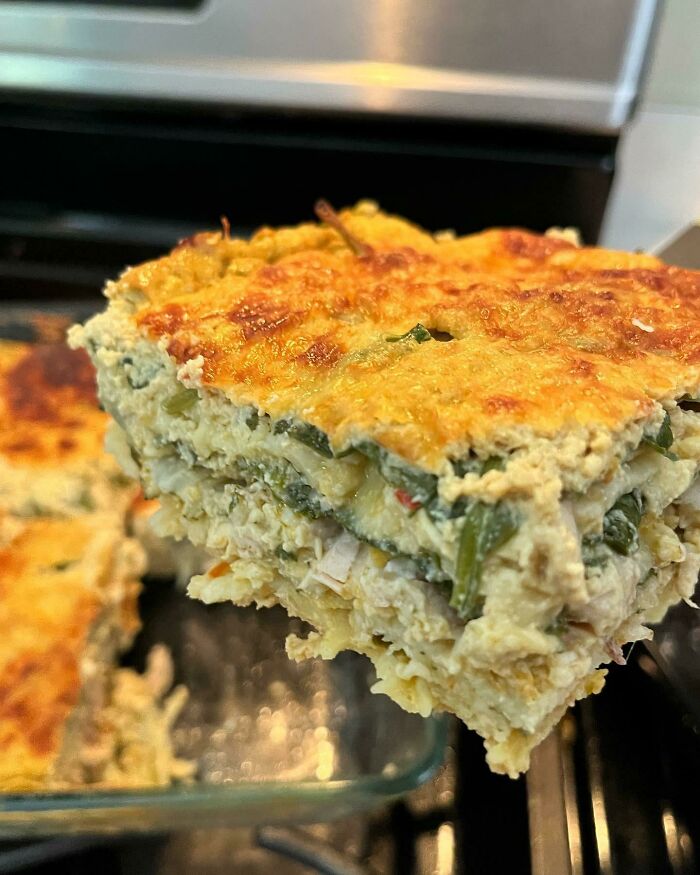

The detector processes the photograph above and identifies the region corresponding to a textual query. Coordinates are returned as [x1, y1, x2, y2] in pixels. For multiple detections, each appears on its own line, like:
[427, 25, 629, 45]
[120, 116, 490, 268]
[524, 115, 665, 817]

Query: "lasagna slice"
[71, 202, 700, 776]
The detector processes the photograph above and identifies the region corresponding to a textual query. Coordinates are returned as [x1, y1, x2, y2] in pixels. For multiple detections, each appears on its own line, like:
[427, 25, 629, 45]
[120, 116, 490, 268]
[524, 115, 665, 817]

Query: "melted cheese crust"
[111, 203, 700, 469]
[0, 341, 105, 468]
[0, 515, 142, 789]
[0, 340, 185, 566]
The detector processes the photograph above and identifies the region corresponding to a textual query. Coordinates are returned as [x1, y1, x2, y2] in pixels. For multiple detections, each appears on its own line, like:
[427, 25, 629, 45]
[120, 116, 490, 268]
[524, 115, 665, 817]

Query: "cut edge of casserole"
[70, 202, 700, 775]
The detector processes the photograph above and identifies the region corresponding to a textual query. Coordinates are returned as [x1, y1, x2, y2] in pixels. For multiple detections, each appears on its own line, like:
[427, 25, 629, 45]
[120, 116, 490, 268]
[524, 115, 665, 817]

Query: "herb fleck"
[385, 324, 432, 344]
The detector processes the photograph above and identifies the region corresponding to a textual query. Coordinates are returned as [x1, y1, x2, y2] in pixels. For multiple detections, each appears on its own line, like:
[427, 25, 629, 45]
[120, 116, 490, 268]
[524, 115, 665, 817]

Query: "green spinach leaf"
[273, 420, 334, 459]
[450, 455, 505, 478]
[355, 441, 437, 504]
[582, 488, 644, 565]
[450, 501, 519, 620]
[642, 412, 677, 460]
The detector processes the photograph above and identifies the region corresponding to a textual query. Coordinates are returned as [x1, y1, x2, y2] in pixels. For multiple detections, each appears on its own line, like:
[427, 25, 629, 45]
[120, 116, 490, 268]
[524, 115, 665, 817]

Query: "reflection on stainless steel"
[368, 0, 407, 67]
[580, 702, 612, 875]
[527, 720, 580, 875]
[651, 224, 700, 268]
[559, 716, 584, 875]
[434, 822, 455, 875]
[660, 806, 694, 874]
[0, 0, 658, 131]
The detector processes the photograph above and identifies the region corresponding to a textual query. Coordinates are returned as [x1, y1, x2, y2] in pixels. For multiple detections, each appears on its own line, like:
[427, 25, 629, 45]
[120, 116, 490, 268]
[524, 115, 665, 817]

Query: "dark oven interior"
[0, 96, 616, 304]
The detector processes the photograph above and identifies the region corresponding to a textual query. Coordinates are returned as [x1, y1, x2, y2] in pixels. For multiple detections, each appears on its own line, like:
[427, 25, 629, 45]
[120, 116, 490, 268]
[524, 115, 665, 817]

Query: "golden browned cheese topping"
[0, 342, 107, 466]
[117, 206, 700, 468]
[0, 517, 119, 784]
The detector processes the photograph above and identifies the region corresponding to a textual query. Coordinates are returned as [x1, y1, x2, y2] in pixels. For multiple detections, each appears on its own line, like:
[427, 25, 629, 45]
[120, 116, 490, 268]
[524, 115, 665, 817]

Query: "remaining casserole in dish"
[71, 201, 700, 775]
[0, 513, 190, 790]
[0, 340, 190, 791]
[0, 339, 198, 577]
[0, 340, 135, 520]
[0, 330, 443, 824]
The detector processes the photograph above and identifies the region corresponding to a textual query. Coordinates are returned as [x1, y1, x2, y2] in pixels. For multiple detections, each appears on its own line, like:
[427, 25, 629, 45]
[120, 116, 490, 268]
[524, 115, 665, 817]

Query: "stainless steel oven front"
[0, 0, 658, 132]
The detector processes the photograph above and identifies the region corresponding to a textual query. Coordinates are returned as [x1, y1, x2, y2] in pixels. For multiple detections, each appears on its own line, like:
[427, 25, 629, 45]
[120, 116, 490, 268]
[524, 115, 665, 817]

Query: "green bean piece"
[162, 388, 198, 415]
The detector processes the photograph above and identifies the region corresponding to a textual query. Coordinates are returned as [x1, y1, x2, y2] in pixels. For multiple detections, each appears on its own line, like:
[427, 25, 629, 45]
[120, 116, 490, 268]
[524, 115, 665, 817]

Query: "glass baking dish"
[0, 584, 446, 838]
[0, 306, 445, 836]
